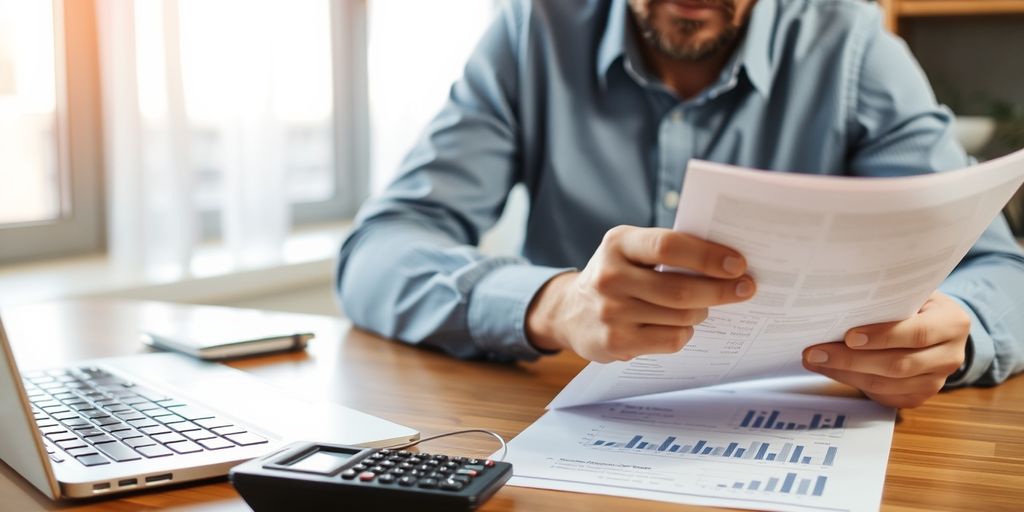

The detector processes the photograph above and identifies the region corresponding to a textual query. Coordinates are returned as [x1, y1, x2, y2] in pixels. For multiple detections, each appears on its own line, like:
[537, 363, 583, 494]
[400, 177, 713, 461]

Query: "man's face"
[628, 0, 755, 61]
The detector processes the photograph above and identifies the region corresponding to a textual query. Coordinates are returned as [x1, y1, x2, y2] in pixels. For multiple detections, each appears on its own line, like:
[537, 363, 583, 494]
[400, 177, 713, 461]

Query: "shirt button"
[671, 110, 683, 123]
[663, 190, 680, 210]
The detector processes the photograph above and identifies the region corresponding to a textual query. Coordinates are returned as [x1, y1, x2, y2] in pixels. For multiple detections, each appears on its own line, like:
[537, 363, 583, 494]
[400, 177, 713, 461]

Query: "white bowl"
[955, 116, 997, 154]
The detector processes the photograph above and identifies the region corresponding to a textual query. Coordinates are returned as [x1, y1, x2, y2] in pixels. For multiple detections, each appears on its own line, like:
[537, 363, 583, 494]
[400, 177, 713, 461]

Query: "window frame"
[2, 0, 371, 258]
[0, 0, 105, 263]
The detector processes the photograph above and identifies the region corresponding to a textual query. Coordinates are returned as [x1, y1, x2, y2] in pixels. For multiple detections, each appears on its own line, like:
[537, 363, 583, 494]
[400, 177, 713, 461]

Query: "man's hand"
[526, 225, 755, 363]
[802, 291, 970, 408]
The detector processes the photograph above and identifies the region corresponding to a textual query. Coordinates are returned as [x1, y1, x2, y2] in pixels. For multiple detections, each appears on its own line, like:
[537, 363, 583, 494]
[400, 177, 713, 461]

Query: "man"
[337, 0, 1024, 408]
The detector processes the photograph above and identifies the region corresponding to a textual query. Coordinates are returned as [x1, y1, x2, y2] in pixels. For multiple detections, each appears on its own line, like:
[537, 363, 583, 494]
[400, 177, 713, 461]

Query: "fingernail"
[847, 332, 869, 347]
[723, 256, 744, 275]
[806, 349, 829, 364]
[735, 280, 754, 297]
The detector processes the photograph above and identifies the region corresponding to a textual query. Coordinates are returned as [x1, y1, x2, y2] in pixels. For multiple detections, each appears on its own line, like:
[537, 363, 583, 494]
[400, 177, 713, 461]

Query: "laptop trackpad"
[96, 353, 417, 447]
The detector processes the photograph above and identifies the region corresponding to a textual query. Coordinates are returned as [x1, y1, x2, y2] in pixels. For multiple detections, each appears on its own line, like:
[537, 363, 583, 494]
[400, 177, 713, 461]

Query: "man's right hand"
[526, 225, 755, 363]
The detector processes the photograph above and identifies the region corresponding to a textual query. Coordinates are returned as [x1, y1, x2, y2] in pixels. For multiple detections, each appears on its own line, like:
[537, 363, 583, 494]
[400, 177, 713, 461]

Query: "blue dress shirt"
[337, 0, 1024, 387]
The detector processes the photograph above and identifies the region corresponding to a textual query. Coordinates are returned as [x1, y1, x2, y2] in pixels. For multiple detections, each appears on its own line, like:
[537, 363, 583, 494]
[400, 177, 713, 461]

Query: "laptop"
[0, 314, 419, 499]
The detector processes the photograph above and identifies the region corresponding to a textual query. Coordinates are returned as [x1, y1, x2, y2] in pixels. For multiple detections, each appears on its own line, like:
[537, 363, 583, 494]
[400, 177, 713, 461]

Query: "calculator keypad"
[353, 449, 494, 492]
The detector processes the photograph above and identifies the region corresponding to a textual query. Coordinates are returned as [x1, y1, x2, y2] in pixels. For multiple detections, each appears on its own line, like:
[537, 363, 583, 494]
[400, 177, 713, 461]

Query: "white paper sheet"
[550, 149, 1024, 408]
[505, 388, 895, 512]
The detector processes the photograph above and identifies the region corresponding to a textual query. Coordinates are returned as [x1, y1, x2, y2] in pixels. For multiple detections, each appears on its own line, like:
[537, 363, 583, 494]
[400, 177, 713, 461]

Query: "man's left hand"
[802, 291, 970, 408]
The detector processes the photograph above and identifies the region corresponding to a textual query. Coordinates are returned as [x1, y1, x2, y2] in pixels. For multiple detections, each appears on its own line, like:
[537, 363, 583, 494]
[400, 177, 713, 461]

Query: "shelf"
[880, 0, 1024, 33]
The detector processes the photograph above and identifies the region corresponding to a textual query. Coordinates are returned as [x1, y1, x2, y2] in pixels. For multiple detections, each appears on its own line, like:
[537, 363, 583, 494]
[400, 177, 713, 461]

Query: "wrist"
[525, 272, 575, 353]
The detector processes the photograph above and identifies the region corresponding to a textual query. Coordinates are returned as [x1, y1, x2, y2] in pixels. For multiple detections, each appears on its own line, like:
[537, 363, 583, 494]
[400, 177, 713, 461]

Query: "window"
[367, 0, 496, 192]
[0, 0, 103, 263]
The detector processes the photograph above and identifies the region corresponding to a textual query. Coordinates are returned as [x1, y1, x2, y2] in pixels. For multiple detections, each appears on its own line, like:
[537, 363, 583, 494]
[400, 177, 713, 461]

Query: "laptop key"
[56, 438, 87, 450]
[123, 437, 156, 448]
[211, 425, 246, 436]
[117, 411, 147, 421]
[224, 432, 269, 446]
[85, 433, 116, 445]
[45, 432, 77, 443]
[92, 416, 122, 427]
[76, 454, 110, 466]
[139, 425, 171, 436]
[136, 444, 173, 458]
[65, 446, 98, 457]
[183, 429, 216, 442]
[52, 411, 80, 421]
[103, 421, 132, 432]
[39, 425, 68, 435]
[152, 432, 187, 444]
[49, 454, 64, 463]
[127, 418, 158, 429]
[76, 427, 105, 437]
[194, 417, 231, 429]
[113, 429, 143, 440]
[197, 437, 234, 450]
[165, 405, 215, 421]
[95, 442, 142, 462]
[166, 440, 203, 454]
[169, 421, 201, 433]
[62, 418, 92, 429]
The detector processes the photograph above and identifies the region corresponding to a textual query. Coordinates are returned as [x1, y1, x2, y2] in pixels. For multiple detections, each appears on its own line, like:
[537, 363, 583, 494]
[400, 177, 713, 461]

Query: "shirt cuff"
[467, 264, 574, 361]
[944, 295, 995, 388]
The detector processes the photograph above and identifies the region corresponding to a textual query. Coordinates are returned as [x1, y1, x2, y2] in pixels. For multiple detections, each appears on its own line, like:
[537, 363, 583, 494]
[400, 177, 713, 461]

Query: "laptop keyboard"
[22, 366, 268, 467]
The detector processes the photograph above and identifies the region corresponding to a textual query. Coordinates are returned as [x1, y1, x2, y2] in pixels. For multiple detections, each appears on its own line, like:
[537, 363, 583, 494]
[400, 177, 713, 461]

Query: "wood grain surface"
[1, 300, 1021, 511]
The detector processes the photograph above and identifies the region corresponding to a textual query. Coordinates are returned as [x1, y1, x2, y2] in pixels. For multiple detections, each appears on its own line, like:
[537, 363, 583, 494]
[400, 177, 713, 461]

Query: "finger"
[620, 265, 756, 308]
[610, 300, 709, 327]
[844, 296, 970, 350]
[803, 342, 963, 379]
[607, 226, 746, 278]
[632, 325, 695, 355]
[805, 365, 946, 397]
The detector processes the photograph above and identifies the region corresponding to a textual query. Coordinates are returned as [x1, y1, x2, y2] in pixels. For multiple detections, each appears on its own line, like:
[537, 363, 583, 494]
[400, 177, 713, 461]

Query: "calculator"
[229, 441, 513, 511]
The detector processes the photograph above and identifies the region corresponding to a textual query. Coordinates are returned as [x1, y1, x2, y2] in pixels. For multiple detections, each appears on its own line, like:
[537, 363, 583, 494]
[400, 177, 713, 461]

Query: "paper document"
[551, 149, 1024, 408]
[506, 388, 895, 512]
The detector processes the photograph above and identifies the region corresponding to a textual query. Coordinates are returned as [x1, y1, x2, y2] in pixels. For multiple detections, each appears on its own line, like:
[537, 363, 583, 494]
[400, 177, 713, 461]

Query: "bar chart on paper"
[505, 390, 895, 512]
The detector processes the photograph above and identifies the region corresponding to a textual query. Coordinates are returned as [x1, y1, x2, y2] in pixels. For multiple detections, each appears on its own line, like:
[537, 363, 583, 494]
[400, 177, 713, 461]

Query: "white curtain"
[96, 0, 299, 279]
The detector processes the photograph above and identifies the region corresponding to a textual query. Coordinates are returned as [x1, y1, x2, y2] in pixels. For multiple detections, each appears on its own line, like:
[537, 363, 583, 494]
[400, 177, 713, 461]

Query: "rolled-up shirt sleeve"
[337, 2, 571, 361]
[848, 20, 1024, 387]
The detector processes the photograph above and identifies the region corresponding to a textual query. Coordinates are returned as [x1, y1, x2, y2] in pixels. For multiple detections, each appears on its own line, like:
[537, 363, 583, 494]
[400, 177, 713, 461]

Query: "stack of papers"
[504, 149, 1024, 511]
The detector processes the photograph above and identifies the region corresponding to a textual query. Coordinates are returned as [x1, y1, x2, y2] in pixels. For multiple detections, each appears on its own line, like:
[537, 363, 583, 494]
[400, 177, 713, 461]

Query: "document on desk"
[550, 148, 1024, 408]
[506, 388, 896, 512]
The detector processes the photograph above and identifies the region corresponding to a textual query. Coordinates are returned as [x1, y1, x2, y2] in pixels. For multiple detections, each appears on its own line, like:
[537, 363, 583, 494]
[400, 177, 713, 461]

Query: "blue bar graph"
[726, 473, 828, 497]
[589, 434, 837, 466]
[739, 409, 848, 431]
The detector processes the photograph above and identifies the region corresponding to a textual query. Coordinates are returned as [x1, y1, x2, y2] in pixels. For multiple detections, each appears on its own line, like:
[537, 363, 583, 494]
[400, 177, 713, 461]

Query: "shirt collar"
[596, 0, 777, 97]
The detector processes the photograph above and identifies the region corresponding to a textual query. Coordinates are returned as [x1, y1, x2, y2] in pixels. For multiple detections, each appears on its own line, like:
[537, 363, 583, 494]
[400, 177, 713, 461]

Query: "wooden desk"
[879, 0, 1024, 34]
[1, 300, 1022, 511]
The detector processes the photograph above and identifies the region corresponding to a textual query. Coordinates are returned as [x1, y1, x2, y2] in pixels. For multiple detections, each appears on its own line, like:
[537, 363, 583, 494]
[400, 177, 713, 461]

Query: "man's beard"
[635, 1, 740, 61]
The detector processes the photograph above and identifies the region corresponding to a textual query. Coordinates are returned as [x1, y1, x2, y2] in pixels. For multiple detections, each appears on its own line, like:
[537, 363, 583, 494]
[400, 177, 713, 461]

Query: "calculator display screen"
[288, 450, 355, 474]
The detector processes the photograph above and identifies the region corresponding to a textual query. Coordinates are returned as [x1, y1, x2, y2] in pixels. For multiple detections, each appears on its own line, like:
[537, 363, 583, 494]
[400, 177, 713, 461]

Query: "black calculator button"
[451, 475, 472, 484]
[377, 474, 396, 484]
[369, 452, 385, 460]
[440, 479, 464, 491]
[451, 456, 465, 463]
[379, 460, 396, 468]
[358, 471, 376, 482]
[398, 476, 417, 486]
[395, 451, 412, 458]
[424, 459, 440, 466]
[417, 478, 439, 489]
[432, 454, 448, 461]
[408, 470, 423, 477]
[437, 466, 453, 474]
[427, 471, 443, 479]
[467, 458, 481, 465]
[416, 464, 432, 472]
[370, 466, 386, 474]
[340, 469, 358, 479]
[398, 462, 414, 469]
[352, 464, 368, 472]
[379, 449, 392, 455]
[443, 461, 459, 469]
[390, 468, 405, 476]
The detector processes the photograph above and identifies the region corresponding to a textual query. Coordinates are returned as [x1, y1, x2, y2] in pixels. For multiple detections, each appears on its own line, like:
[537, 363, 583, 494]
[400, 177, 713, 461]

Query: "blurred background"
[0, 0, 1021, 317]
